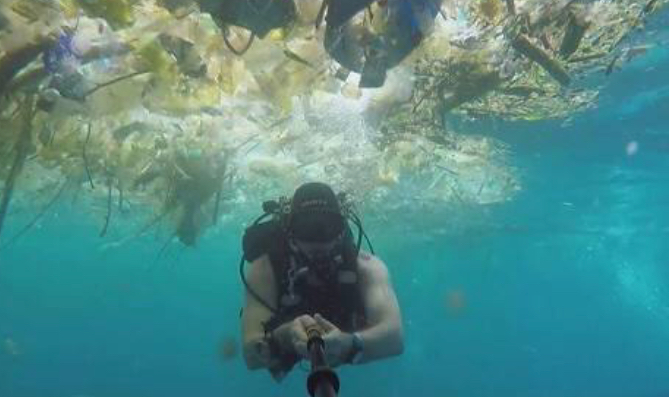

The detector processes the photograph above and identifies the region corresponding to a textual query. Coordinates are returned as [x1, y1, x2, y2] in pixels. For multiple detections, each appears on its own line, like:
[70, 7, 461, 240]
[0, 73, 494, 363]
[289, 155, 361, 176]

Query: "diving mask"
[290, 235, 346, 278]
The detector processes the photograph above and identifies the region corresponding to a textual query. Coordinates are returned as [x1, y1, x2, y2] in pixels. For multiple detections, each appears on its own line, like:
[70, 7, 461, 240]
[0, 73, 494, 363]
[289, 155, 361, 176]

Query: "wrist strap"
[344, 332, 363, 364]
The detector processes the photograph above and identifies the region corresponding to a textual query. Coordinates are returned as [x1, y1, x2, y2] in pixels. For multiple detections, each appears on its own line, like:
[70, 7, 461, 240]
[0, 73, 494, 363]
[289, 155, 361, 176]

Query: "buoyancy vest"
[242, 220, 366, 376]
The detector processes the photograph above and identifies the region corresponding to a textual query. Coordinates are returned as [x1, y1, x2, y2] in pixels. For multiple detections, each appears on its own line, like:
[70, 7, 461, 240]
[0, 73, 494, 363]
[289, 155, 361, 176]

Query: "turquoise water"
[2, 49, 669, 397]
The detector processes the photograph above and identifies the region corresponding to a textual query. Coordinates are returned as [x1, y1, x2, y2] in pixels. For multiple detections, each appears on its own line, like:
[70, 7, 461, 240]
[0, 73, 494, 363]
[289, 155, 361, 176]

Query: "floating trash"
[0, 0, 664, 245]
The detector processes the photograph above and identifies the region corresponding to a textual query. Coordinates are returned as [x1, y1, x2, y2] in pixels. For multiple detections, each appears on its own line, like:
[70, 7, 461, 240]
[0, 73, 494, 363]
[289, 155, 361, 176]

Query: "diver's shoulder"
[356, 251, 387, 271]
[249, 254, 274, 275]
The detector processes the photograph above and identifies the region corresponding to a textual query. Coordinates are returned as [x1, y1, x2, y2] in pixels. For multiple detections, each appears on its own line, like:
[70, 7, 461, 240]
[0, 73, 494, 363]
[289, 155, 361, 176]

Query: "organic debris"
[0, 0, 664, 245]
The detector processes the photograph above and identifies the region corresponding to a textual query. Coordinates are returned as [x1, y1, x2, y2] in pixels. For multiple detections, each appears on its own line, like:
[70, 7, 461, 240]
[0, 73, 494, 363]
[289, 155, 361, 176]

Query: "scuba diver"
[240, 182, 404, 381]
[194, 0, 440, 87]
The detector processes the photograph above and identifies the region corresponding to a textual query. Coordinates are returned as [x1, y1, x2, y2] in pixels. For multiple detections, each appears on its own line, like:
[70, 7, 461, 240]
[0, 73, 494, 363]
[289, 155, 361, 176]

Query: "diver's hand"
[272, 314, 316, 358]
[314, 313, 354, 367]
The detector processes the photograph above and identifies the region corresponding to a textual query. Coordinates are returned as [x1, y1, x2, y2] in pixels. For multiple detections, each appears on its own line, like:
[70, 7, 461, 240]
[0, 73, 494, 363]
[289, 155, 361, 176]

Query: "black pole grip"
[308, 368, 339, 397]
[305, 325, 340, 397]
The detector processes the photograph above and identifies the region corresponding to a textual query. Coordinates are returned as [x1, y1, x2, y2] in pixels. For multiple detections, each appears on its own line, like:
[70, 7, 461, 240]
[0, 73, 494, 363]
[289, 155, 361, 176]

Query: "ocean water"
[1, 42, 669, 397]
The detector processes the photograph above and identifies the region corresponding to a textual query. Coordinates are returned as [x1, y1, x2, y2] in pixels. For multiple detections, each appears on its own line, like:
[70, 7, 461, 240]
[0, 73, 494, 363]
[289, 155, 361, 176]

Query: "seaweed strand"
[212, 188, 223, 225]
[212, 158, 229, 226]
[118, 186, 124, 212]
[84, 70, 149, 98]
[99, 178, 113, 237]
[83, 122, 95, 189]
[0, 179, 69, 250]
[0, 96, 36, 242]
[101, 209, 173, 251]
[609, 0, 659, 51]
[153, 232, 177, 268]
[48, 125, 57, 146]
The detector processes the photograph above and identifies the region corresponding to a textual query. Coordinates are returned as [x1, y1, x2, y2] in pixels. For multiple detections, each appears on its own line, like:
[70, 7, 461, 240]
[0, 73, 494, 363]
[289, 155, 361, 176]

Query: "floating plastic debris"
[626, 141, 639, 156]
[0, 0, 664, 246]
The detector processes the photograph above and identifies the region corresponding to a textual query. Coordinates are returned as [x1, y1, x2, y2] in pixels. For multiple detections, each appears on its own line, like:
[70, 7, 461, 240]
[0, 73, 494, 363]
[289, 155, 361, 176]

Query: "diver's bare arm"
[355, 254, 404, 363]
[241, 255, 278, 370]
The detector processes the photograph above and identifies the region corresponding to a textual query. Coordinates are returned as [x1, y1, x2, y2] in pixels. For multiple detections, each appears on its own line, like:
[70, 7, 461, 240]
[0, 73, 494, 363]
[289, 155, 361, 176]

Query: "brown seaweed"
[102, 209, 173, 251]
[505, 0, 516, 15]
[605, 53, 622, 76]
[440, 70, 503, 113]
[4, 68, 48, 99]
[133, 165, 162, 189]
[609, 0, 660, 51]
[99, 178, 113, 237]
[529, 0, 579, 33]
[0, 179, 69, 250]
[0, 96, 36, 243]
[82, 122, 95, 189]
[0, 38, 54, 97]
[559, 6, 590, 59]
[211, 159, 230, 226]
[168, 151, 229, 246]
[567, 53, 607, 63]
[510, 34, 571, 86]
[212, 186, 223, 226]
[283, 49, 315, 68]
[84, 70, 149, 99]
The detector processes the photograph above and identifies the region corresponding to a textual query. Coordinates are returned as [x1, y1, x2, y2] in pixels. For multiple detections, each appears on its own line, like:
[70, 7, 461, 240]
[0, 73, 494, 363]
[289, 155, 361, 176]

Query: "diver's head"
[288, 182, 348, 276]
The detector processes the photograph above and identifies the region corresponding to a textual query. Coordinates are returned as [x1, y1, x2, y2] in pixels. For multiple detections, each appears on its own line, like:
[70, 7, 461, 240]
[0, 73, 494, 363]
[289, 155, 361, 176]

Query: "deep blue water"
[1, 47, 668, 397]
